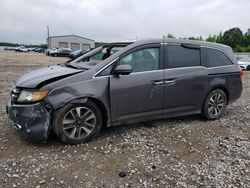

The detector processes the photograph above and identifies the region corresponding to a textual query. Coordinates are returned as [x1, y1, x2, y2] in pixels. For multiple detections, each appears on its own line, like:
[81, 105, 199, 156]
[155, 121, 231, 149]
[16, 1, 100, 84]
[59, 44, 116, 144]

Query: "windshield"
[65, 45, 125, 69]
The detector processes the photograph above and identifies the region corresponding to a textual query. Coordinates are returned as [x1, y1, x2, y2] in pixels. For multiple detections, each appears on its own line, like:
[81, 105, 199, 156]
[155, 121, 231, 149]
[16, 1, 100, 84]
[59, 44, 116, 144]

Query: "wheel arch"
[87, 97, 109, 128]
[204, 85, 230, 106]
[54, 96, 110, 128]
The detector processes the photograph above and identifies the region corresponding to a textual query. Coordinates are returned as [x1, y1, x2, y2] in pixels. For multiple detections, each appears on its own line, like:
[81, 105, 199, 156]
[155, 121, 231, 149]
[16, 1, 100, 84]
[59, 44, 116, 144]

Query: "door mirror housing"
[113, 64, 132, 75]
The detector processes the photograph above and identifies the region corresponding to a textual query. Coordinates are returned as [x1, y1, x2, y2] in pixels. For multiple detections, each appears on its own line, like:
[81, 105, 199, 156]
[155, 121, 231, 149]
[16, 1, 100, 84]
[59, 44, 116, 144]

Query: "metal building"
[47, 35, 95, 51]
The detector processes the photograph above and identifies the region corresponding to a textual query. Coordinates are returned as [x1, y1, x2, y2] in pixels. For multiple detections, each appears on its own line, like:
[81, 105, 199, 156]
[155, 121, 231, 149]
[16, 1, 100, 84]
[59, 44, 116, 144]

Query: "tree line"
[166, 27, 250, 53]
[1, 27, 250, 52]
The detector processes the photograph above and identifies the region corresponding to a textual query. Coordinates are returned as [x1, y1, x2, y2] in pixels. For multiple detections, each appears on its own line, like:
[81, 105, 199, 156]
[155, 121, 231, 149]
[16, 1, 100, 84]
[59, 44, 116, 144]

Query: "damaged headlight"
[17, 90, 48, 103]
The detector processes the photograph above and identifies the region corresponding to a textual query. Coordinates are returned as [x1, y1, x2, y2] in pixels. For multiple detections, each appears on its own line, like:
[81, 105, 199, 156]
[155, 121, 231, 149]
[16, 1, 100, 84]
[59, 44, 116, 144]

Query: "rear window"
[202, 48, 233, 67]
[166, 45, 200, 68]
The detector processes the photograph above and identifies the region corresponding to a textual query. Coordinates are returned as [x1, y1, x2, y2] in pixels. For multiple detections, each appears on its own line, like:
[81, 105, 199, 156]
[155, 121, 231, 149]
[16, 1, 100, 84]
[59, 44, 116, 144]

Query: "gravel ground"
[0, 51, 249, 188]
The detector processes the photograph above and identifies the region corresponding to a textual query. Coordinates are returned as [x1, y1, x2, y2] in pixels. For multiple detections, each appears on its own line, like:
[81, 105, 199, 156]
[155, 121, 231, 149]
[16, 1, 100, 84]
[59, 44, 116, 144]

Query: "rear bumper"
[6, 100, 51, 143]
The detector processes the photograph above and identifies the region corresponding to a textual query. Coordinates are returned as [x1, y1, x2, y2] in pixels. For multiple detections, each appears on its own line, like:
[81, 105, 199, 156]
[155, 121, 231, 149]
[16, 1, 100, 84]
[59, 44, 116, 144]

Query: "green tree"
[198, 36, 204, 41]
[216, 31, 223, 44]
[235, 45, 243, 52]
[166, 33, 175, 38]
[188, 36, 203, 41]
[206, 34, 216, 42]
[222, 27, 243, 49]
[163, 33, 175, 38]
[242, 28, 250, 47]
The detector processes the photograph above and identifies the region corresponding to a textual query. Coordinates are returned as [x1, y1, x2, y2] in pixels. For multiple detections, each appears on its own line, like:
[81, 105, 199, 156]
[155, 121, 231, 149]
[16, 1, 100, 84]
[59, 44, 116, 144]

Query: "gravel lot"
[0, 51, 249, 188]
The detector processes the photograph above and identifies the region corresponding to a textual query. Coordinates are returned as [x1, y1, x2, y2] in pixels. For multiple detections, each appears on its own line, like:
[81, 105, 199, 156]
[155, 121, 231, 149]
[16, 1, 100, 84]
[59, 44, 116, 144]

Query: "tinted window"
[166, 45, 200, 68]
[202, 48, 233, 67]
[117, 48, 159, 73]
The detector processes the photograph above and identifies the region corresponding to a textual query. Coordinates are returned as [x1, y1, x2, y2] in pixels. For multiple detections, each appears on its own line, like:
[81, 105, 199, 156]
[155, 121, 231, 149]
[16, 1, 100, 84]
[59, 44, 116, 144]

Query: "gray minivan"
[6, 39, 243, 144]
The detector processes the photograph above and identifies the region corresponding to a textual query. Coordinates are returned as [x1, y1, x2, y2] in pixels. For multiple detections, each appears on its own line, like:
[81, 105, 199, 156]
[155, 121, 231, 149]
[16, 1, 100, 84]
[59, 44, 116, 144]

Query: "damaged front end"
[5, 65, 86, 143]
[6, 87, 52, 143]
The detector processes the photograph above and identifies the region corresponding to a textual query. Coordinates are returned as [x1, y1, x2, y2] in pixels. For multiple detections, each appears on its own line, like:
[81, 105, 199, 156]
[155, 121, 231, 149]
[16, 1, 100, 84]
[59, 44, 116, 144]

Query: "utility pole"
[47, 26, 50, 38]
[47, 26, 50, 49]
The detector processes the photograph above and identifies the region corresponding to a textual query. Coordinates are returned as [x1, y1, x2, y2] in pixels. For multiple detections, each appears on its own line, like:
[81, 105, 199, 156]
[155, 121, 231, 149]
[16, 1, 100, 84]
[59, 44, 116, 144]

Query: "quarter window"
[117, 48, 159, 73]
[202, 48, 233, 67]
[166, 45, 200, 68]
[97, 64, 113, 77]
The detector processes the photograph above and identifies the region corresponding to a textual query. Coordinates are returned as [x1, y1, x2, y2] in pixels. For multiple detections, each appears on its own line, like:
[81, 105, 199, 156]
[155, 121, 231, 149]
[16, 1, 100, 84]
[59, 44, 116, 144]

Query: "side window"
[202, 48, 233, 67]
[166, 45, 200, 68]
[117, 48, 159, 73]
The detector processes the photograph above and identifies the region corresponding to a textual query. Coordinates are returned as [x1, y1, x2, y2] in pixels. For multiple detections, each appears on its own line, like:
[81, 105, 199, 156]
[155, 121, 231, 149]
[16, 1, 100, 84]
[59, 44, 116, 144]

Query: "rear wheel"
[53, 101, 102, 144]
[202, 89, 227, 120]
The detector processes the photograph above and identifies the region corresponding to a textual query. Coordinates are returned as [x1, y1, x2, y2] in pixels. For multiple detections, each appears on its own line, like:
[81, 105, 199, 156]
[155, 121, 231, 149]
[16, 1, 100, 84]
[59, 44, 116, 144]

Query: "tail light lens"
[240, 70, 244, 77]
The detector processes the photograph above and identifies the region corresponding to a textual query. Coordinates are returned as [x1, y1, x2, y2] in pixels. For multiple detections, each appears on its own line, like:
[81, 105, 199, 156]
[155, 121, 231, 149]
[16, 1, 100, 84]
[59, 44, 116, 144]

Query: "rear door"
[163, 43, 208, 115]
[109, 43, 165, 123]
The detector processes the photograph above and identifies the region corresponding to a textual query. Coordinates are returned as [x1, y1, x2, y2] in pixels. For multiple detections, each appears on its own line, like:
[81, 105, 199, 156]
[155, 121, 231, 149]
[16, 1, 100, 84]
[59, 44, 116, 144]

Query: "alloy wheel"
[207, 93, 225, 117]
[62, 107, 96, 139]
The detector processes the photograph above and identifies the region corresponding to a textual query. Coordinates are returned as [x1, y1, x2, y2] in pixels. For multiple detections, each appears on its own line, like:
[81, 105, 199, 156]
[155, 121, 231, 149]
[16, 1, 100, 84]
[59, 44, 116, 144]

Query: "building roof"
[48, 35, 94, 42]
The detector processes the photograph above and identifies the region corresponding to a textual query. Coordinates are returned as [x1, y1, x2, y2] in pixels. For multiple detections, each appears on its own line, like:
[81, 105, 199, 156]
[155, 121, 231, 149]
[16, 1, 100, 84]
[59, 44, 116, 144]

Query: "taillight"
[240, 70, 244, 77]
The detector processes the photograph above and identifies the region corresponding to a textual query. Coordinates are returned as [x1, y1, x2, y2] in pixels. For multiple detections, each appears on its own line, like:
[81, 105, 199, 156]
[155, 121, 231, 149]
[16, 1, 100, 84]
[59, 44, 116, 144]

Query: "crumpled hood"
[15, 65, 84, 88]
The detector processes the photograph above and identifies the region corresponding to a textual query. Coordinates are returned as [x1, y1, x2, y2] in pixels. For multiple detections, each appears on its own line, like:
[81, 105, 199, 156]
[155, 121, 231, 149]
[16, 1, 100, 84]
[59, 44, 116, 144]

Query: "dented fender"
[43, 75, 111, 124]
[45, 77, 109, 108]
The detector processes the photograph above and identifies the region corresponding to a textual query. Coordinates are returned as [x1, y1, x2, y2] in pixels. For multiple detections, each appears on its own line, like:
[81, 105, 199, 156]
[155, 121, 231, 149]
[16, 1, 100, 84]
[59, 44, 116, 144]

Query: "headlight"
[17, 90, 48, 103]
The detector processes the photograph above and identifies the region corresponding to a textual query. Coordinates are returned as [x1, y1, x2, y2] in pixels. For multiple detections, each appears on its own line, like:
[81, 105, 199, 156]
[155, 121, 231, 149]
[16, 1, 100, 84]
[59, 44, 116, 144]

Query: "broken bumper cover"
[6, 100, 51, 143]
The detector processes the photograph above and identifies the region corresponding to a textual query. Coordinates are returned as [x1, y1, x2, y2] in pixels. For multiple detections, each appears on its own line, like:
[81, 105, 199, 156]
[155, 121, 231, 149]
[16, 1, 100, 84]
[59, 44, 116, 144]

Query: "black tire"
[53, 101, 102, 144]
[202, 89, 227, 120]
[53, 54, 57, 57]
[246, 65, 250, 71]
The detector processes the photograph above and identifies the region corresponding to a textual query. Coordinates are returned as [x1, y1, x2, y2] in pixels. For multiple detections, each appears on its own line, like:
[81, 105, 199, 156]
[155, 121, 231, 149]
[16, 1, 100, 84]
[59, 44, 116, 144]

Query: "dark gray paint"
[163, 66, 208, 114]
[110, 70, 164, 123]
[6, 38, 243, 142]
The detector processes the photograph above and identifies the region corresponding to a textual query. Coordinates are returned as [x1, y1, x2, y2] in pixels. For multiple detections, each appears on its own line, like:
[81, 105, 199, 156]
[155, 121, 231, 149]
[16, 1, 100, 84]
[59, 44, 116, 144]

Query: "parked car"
[50, 48, 71, 57]
[6, 39, 243, 144]
[34, 48, 43, 53]
[237, 61, 250, 70]
[46, 48, 58, 55]
[27, 47, 36, 52]
[69, 49, 90, 59]
[235, 54, 250, 70]
[15, 46, 28, 52]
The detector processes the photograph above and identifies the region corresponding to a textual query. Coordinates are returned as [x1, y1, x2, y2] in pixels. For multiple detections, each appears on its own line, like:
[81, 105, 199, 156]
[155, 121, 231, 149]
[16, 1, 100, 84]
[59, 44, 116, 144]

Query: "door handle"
[152, 81, 164, 86]
[152, 80, 175, 86]
[164, 80, 175, 84]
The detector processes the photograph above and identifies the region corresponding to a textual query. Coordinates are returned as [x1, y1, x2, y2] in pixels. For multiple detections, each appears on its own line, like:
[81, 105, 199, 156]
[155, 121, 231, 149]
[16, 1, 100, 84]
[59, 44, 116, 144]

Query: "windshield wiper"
[65, 63, 90, 70]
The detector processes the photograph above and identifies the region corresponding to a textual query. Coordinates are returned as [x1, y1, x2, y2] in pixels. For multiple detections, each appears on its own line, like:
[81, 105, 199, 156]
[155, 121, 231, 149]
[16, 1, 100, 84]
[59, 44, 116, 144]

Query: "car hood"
[15, 65, 84, 88]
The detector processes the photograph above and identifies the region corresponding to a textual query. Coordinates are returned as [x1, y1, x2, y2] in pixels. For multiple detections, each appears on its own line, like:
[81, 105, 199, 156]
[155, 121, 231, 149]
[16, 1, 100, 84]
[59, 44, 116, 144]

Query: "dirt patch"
[0, 51, 249, 187]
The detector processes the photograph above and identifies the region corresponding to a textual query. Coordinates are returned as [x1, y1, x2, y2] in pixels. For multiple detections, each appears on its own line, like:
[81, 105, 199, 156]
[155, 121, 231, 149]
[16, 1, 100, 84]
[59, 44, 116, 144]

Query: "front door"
[110, 44, 165, 123]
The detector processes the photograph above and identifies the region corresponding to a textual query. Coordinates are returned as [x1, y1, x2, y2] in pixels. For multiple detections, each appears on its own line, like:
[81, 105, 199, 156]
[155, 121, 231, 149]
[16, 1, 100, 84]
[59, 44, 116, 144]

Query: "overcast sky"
[0, 0, 249, 44]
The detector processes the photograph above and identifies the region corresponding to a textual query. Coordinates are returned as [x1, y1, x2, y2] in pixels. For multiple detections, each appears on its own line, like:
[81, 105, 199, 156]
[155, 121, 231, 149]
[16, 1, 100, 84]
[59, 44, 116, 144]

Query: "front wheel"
[202, 89, 227, 120]
[53, 101, 102, 144]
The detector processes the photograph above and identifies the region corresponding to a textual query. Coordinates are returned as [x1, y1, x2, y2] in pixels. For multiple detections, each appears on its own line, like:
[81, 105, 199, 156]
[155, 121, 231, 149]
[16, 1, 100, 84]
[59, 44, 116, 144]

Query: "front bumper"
[6, 100, 51, 143]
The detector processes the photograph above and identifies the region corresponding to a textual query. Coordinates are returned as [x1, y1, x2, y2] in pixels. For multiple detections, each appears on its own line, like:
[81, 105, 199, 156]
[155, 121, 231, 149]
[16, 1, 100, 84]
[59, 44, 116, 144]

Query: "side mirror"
[113, 64, 132, 75]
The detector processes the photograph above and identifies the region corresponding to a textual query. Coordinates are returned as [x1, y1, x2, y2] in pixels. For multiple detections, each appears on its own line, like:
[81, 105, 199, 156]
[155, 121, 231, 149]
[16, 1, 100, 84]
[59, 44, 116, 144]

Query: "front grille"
[10, 87, 21, 104]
